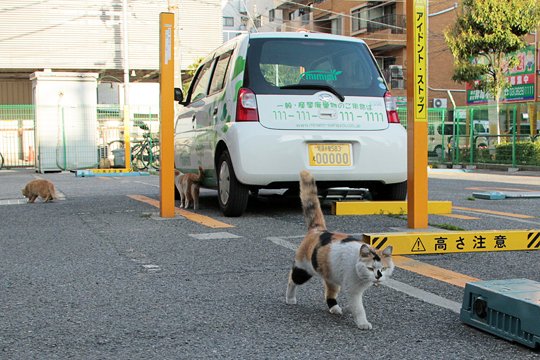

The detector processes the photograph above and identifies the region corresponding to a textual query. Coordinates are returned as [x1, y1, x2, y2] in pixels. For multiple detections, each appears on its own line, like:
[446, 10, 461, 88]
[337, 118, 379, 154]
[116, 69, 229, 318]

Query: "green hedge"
[494, 141, 540, 165]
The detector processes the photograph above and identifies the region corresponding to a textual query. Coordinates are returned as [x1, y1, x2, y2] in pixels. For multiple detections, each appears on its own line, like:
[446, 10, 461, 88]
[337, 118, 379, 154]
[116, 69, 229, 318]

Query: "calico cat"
[285, 170, 394, 329]
[174, 166, 204, 210]
[22, 179, 57, 203]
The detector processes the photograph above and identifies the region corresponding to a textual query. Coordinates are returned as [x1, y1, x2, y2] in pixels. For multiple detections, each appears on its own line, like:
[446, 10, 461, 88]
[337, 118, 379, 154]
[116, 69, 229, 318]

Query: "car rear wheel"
[218, 151, 249, 217]
[371, 181, 407, 201]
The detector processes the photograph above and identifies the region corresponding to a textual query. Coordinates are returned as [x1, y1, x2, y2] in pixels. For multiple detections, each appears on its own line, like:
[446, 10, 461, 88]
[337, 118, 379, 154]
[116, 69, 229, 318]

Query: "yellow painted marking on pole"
[406, 0, 428, 229]
[159, 12, 175, 218]
[123, 106, 131, 171]
[128, 194, 234, 229]
[364, 230, 540, 255]
[453, 206, 535, 219]
[393, 256, 479, 288]
[332, 200, 451, 215]
[438, 213, 480, 220]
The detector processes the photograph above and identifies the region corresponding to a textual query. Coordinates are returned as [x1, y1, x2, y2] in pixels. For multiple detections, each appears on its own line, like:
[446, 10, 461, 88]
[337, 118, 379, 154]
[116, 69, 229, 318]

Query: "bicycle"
[107, 123, 160, 171]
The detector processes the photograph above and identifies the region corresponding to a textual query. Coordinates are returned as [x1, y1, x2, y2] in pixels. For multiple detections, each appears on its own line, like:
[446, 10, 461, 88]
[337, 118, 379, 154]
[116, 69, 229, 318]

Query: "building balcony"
[368, 14, 406, 34]
[312, 0, 333, 20]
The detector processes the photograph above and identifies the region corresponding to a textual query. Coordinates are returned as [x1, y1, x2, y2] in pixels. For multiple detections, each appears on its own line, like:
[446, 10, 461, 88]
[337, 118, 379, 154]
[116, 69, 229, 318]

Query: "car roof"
[247, 32, 367, 45]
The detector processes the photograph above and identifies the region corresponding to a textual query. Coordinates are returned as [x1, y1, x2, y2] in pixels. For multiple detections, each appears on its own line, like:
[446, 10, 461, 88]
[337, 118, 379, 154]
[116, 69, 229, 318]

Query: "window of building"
[331, 16, 342, 35]
[288, 10, 296, 21]
[269, 9, 275, 22]
[351, 6, 368, 33]
[352, 2, 396, 33]
[223, 17, 234, 27]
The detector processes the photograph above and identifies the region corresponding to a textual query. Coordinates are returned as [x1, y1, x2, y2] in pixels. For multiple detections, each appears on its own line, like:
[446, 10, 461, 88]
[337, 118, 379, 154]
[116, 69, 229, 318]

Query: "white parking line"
[189, 232, 242, 240]
[267, 235, 461, 314]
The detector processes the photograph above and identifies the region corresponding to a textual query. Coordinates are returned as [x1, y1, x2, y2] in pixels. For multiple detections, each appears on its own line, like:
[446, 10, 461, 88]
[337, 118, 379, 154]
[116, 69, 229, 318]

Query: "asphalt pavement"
[1, 168, 539, 359]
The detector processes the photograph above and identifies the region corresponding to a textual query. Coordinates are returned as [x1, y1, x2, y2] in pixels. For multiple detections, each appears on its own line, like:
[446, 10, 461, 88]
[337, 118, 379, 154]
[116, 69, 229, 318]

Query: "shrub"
[494, 141, 540, 165]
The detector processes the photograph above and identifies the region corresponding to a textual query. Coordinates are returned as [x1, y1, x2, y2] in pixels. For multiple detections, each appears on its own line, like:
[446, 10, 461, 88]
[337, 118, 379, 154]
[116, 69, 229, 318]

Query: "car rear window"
[244, 38, 387, 97]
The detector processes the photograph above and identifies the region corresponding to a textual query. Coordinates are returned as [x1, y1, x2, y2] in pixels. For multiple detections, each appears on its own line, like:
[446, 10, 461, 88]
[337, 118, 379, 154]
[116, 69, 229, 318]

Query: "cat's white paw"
[329, 305, 342, 315]
[355, 321, 372, 330]
[285, 297, 297, 305]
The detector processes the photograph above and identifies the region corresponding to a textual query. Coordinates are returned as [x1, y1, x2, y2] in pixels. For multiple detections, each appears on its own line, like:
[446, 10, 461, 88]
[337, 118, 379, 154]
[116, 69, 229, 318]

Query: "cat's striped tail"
[299, 170, 326, 231]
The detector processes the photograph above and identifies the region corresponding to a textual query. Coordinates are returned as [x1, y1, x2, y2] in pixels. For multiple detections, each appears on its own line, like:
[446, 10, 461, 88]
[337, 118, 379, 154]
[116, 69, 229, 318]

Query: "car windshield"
[245, 38, 387, 97]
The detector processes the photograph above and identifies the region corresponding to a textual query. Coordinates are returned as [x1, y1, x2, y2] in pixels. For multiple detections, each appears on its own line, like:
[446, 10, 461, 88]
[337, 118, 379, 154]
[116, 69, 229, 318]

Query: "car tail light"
[236, 88, 259, 122]
[384, 91, 401, 124]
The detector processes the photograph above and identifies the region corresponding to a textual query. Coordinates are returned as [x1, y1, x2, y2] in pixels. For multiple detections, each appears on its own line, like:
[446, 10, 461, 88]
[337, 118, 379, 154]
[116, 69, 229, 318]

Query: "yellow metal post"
[406, 0, 428, 228]
[123, 105, 131, 171]
[159, 12, 175, 218]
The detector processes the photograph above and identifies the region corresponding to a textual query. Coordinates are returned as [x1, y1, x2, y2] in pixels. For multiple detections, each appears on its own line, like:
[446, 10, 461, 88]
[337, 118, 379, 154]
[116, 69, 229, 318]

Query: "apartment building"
[0, 0, 222, 104]
[270, 0, 538, 116]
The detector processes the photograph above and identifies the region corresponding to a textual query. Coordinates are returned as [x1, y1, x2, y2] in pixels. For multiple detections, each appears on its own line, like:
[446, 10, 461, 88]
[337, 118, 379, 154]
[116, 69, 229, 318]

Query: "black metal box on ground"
[461, 279, 540, 349]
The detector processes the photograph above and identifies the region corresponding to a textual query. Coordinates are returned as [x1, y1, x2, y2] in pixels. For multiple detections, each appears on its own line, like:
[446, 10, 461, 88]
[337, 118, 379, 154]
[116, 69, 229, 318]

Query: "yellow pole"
[406, 0, 428, 228]
[123, 105, 131, 171]
[159, 12, 175, 218]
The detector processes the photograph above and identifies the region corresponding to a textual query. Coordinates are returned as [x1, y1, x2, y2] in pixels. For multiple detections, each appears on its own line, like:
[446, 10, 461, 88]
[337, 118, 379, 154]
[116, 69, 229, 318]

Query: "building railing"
[398, 102, 540, 168]
[0, 105, 159, 170]
[367, 14, 406, 34]
[0, 102, 538, 170]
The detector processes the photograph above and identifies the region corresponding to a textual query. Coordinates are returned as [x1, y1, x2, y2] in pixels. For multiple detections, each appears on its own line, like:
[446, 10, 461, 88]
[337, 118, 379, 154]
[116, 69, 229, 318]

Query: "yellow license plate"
[308, 143, 352, 167]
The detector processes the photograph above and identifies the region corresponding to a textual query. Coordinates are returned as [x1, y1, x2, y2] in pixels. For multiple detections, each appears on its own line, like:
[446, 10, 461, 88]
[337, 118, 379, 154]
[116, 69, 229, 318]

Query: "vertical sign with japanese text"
[406, 0, 429, 229]
[413, 0, 427, 122]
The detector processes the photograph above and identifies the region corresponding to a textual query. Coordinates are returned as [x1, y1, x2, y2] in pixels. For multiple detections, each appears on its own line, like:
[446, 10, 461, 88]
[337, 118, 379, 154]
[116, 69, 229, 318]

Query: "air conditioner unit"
[433, 98, 448, 109]
[390, 79, 404, 90]
[389, 65, 403, 79]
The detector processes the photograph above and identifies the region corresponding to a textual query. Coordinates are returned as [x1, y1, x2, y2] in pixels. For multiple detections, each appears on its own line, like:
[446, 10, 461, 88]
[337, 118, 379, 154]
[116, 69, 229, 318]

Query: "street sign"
[363, 230, 540, 255]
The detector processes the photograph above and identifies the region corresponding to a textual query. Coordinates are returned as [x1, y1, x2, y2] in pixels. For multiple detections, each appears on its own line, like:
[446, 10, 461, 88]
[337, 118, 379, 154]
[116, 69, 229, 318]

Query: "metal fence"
[397, 102, 540, 168]
[0, 104, 159, 171]
[1, 102, 539, 170]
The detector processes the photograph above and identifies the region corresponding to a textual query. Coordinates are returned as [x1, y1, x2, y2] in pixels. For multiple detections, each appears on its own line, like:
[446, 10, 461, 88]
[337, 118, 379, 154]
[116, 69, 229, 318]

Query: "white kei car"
[174, 32, 407, 216]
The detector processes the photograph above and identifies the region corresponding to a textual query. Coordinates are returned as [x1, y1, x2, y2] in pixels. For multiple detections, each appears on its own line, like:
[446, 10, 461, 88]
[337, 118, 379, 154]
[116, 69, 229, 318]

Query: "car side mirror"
[174, 88, 184, 103]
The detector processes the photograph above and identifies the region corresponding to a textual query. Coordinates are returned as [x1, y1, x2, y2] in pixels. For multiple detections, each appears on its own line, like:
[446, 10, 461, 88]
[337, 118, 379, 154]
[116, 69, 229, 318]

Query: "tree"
[444, 0, 540, 138]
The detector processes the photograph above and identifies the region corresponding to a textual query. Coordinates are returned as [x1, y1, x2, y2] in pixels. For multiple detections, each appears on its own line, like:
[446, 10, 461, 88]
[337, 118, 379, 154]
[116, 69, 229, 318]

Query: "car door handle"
[213, 108, 218, 115]
[192, 115, 196, 122]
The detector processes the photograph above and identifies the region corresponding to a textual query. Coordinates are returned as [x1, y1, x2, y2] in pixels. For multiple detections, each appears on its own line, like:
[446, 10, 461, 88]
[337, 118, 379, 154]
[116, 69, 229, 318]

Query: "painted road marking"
[364, 230, 540, 255]
[0, 199, 30, 206]
[466, 186, 539, 192]
[453, 208, 540, 226]
[453, 206, 535, 219]
[142, 264, 161, 272]
[438, 213, 480, 220]
[267, 236, 462, 314]
[189, 232, 242, 240]
[127, 194, 234, 229]
[392, 256, 479, 288]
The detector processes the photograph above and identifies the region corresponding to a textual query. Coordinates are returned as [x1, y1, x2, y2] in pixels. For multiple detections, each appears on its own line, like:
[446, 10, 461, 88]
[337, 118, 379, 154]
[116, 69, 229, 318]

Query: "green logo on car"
[298, 69, 342, 82]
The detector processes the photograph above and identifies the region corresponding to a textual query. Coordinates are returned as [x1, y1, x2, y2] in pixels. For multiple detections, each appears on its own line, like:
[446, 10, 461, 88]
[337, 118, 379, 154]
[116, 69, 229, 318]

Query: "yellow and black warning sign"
[90, 168, 132, 174]
[363, 230, 540, 255]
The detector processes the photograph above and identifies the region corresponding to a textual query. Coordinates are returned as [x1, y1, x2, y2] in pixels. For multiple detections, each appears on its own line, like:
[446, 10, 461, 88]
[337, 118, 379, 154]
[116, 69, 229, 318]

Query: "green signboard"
[467, 45, 536, 104]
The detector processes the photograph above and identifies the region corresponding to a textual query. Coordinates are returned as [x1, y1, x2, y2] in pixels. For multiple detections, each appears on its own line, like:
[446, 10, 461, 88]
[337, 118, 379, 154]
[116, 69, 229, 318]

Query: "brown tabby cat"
[22, 179, 57, 203]
[285, 170, 394, 329]
[174, 166, 204, 210]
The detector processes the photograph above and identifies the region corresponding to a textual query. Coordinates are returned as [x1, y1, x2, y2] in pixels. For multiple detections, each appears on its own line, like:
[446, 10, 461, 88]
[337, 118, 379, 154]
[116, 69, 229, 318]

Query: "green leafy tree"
[444, 0, 540, 137]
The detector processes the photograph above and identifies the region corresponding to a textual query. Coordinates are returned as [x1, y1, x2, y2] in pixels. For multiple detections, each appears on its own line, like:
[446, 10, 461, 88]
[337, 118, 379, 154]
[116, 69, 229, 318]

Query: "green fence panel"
[0, 105, 35, 168]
